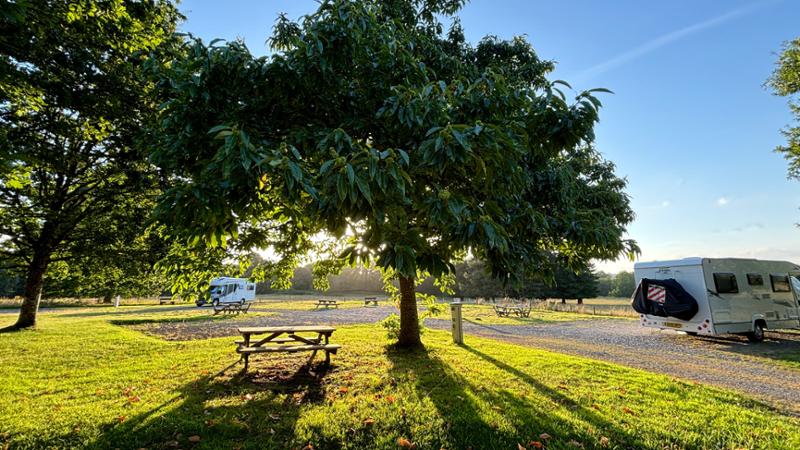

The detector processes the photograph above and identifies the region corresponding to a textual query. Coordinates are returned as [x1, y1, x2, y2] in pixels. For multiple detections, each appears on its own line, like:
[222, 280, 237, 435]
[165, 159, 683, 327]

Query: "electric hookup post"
[450, 301, 464, 344]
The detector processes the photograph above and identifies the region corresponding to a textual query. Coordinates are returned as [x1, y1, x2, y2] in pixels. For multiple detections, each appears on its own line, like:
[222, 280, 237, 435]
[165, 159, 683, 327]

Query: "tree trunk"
[14, 249, 51, 329]
[577, 298, 583, 305]
[397, 275, 422, 348]
[561, 298, 566, 304]
[102, 292, 113, 304]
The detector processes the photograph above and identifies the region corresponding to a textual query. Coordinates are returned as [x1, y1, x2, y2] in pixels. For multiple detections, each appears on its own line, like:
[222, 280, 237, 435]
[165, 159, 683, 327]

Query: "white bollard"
[114, 295, 120, 309]
[450, 301, 464, 344]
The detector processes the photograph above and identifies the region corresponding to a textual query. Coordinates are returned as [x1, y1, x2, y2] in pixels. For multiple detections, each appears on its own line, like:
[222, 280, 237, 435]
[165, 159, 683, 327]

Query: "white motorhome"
[196, 277, 256, 307]
[633, 258, 800, 342]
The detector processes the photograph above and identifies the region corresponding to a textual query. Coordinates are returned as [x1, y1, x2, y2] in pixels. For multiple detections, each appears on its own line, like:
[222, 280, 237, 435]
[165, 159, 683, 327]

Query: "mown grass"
[1, 310, 799, 449]
[460, 304, 626, 325]
[255, 298, 370, 310]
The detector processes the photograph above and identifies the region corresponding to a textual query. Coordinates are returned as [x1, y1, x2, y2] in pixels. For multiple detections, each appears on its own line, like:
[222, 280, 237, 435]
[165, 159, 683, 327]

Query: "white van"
[196, 277, 256, 307]
[633, 258, 800, 342]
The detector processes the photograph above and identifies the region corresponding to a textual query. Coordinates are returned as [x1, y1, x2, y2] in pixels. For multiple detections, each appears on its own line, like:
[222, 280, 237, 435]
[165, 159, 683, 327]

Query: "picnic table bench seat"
[238, 344, 342, 354]
[363, 296, 378, 307]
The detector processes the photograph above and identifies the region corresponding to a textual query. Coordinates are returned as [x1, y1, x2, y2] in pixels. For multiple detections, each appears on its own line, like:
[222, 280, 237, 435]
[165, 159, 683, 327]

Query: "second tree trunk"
[397, 275, 422, 348]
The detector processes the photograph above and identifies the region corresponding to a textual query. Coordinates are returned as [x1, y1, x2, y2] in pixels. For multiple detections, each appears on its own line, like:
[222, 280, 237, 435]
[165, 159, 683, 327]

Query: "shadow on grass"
[109, 314, 235, 326]
[384, 343, 651, 449]
[77, 358, 333, 450]
[679, 331, 800, 368]
[55, 305, 196, 319]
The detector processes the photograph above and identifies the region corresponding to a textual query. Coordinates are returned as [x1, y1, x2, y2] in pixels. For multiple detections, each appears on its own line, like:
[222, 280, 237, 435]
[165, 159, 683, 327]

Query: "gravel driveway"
[107, 305, 800, 413]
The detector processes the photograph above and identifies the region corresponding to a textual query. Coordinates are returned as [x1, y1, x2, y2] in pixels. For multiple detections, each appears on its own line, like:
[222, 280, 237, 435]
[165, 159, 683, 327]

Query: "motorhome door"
[790, 275, 800, 325]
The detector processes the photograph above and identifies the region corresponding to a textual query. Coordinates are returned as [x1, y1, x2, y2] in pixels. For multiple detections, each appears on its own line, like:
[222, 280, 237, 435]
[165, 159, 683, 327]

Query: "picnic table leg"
[324, 332, 332, 365]
[242, 333, 251, 372]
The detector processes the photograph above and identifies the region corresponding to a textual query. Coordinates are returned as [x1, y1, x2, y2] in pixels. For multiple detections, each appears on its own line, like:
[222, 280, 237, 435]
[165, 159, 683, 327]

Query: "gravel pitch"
[94, 305, 800, 413]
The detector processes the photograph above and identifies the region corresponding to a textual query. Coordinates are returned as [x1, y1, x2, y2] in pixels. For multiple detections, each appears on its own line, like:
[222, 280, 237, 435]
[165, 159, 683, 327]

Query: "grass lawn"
[255, 298, 370, 310]
[1, 310, 798, 450]
[460, 304, 628, 325]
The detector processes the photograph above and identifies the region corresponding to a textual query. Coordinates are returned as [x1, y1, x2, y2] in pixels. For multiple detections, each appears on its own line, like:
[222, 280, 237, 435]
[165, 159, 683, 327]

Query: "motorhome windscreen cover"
[631, 278, 699, 321]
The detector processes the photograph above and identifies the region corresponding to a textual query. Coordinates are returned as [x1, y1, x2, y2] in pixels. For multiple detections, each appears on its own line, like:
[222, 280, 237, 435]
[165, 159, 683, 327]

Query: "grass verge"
[0, 311, 798, 449]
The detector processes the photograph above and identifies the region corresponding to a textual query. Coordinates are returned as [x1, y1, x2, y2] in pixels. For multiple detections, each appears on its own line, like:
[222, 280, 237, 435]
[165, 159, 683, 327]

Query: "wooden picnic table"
[213, 303, 251, 315]
[363, 296, 378, 307]
[236, 326, 341, 371]
[493, 304, 531, 318]
[314, 299, 339, 309]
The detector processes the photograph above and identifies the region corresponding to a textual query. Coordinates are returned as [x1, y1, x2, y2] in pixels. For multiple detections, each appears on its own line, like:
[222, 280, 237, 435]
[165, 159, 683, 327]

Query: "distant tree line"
[255, 260, 638, 301]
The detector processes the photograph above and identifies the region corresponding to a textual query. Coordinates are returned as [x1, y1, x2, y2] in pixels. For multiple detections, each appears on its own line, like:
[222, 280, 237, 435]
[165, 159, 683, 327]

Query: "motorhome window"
[771, 275, 791, 292]
[713, 273, 738, 293]
[246, 285, 254, 291]
[746, 274, 764, 286]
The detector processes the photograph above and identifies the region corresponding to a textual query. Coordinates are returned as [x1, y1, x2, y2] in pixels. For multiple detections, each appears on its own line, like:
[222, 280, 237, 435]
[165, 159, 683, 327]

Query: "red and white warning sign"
[647, 284, 666, 304]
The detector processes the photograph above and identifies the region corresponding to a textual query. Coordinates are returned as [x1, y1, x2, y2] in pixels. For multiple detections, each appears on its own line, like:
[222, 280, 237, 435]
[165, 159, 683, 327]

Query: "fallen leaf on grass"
[363, 418, 375, 426]
[188, 435, 201, 443]
[517, 444, 526, 450]
[241, 393, 253, 401]
[268, 414, 280, 421]
[386, 395, 396, 404]
[567, 440, 584, 448]
[622, 406, 635, 415]
[301, 443, 314, 450]
[127, 396, 140, 404]
[539, 433, 551, 441]
[397, 437, 416, 449]
[339, 387, 349, 394]
[599, 436, 609, 447]
[117, 415, 126, 423]
[529, 441, 543, 449]
[122, 387, 135, 396]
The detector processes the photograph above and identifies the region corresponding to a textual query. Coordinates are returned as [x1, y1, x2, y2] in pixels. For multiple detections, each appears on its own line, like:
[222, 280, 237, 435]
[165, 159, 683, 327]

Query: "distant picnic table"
[236, 326, 341, 371]
[314, 299, 339, 309]
[213, 303, 251, 315]
[363, 296, 378, 307]
[493, 303, 532, 318]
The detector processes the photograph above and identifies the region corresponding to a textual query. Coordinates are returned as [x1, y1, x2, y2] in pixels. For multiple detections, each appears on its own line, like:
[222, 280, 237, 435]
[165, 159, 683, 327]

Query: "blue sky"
[179, 0, 800, 273]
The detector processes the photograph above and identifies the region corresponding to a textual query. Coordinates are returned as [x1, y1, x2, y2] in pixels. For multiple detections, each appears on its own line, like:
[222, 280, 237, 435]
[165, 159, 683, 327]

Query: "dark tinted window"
[771, 275, 791, 292]
[713, 273, 739, 294]
[747, 274, 764, 286]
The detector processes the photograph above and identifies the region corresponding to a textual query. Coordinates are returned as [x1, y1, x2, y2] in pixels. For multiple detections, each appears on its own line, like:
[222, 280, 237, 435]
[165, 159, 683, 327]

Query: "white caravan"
[633, 258, 800, 342]
[197, 277, 256, 307]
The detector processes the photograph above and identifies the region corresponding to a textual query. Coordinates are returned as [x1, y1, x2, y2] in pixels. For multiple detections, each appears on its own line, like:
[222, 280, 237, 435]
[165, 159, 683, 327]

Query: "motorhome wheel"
[746, 322, 765, 343]
[212, 299, 219, 307]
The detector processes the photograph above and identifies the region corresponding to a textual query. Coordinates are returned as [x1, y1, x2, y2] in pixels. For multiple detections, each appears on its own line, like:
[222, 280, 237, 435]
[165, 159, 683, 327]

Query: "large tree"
[0, 0, 181, 328]
[148, 0, 637, 347]
[769, 38, 800, 188]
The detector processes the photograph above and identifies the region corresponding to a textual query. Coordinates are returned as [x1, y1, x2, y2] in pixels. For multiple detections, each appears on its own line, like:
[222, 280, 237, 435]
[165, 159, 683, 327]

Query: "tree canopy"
[0, 0, 181, 328]
[148, 0, 637, 346]
[769, 37, 800, 186]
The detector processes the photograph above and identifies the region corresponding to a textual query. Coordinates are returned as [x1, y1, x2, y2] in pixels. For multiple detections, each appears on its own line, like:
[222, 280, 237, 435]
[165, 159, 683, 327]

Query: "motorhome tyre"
[746, 321, 765, 343]
[212, 299, 219, 307]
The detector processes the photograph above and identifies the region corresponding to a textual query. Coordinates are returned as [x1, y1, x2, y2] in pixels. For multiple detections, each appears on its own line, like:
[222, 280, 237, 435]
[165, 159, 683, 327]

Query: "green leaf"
[288, 161, 303, 181]
[345, 164, 355, 186]
[355, 176, 372, 204]
[320, 160, 334, 175]
[397, 149, 409, 166]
